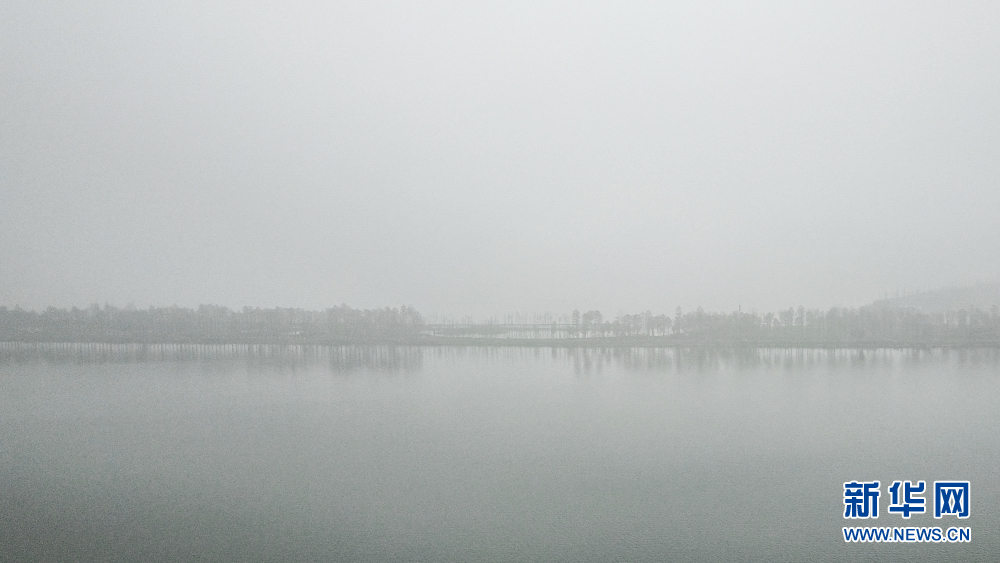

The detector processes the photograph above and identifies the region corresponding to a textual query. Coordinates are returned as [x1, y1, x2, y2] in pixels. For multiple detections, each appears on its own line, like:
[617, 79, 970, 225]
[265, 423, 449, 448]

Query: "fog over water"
[1, 347, 997, 561]
[5, 5, 1000, 561]
[4, 2, 1000, 317]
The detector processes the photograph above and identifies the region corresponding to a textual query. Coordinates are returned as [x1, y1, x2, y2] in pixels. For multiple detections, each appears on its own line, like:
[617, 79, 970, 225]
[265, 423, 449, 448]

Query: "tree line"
[556, 305, 1000, 345]
[425, 305, 1000, 345]
[0, 304, 424, 344]
[3, 302, 1000, 345]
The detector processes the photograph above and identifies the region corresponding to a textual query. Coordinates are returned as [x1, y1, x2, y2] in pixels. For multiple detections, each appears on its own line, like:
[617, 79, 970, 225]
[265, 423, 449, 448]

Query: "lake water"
[1, 345, 997, 562]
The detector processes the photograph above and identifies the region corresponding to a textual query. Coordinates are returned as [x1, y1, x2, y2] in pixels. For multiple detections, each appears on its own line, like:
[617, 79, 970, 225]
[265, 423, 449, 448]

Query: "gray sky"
[3, 1, 999, 318]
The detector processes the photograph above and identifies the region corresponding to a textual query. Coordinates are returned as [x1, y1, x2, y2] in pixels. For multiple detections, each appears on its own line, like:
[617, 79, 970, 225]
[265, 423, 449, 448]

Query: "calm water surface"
[1, 345, 998, 562]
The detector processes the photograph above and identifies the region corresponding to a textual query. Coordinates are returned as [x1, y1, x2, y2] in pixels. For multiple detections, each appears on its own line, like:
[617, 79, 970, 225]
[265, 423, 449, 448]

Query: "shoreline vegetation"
[2, 303, 1000, 348]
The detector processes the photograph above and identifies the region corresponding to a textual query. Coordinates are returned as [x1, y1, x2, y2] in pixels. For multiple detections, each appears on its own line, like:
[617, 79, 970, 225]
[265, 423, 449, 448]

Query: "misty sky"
[3, 1, 999, 318]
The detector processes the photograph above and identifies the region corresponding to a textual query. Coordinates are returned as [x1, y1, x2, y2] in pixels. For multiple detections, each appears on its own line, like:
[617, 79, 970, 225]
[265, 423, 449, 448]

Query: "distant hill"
[869, 282, 1000, 313]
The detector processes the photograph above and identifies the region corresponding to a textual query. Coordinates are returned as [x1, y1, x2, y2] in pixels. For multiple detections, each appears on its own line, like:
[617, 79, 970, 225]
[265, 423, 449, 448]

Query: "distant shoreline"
[4, 303, 999, 349]
[3, 338, 1000, 349]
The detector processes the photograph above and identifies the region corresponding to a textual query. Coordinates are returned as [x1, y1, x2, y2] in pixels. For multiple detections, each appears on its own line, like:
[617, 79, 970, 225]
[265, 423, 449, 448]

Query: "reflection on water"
[561, 346, 1000, 373]
[4, 342, 1000, 375]
[0, 342, 424, 373]
[428, 345, 1000, 374]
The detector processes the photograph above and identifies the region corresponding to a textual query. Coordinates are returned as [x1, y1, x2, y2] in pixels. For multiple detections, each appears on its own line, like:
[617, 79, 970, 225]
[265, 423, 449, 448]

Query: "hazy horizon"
[5, 280, 1000, 327]
[4, 1, 1000, 318]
